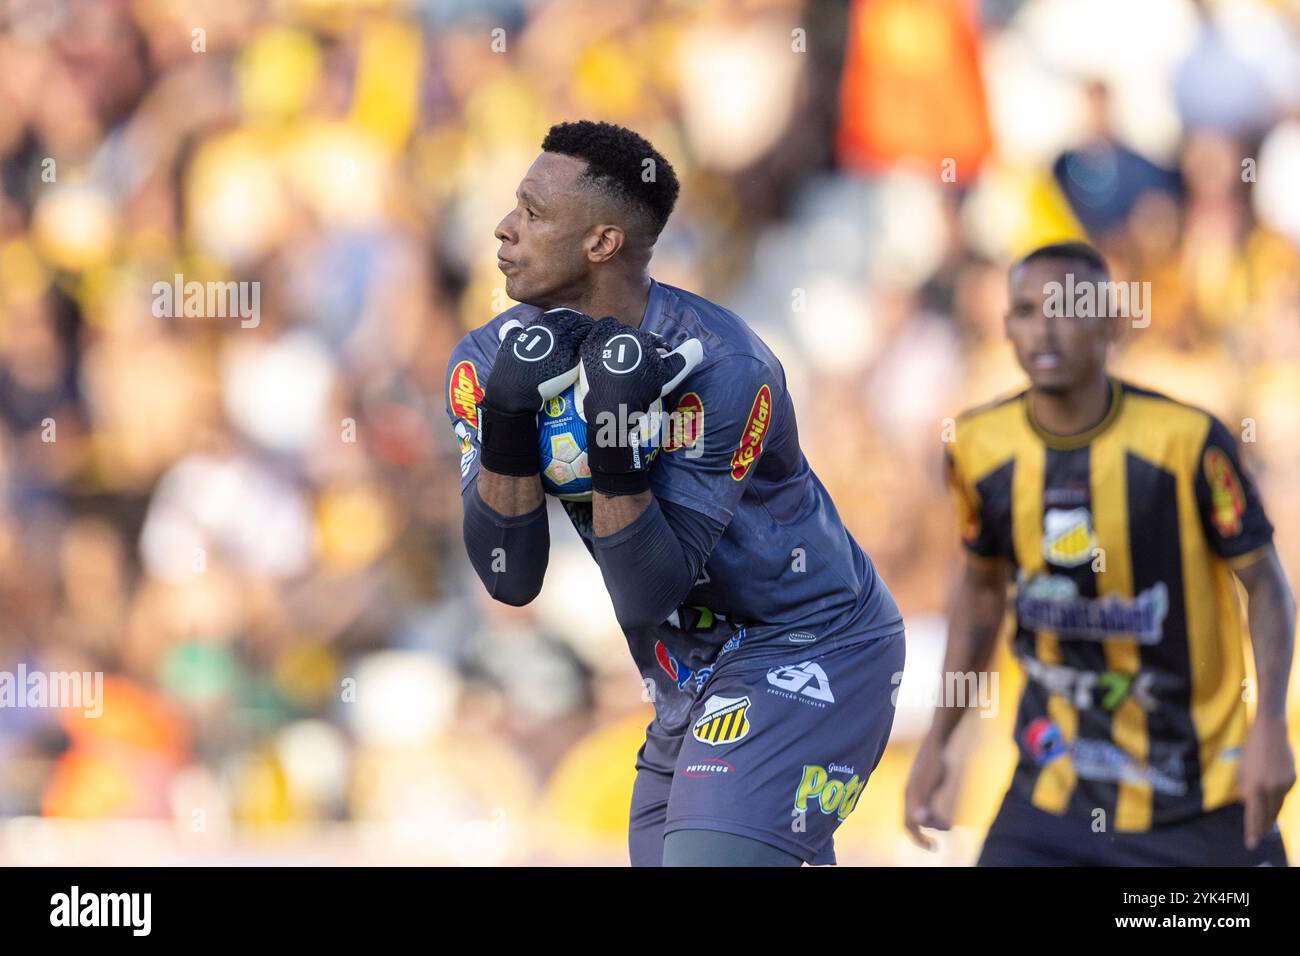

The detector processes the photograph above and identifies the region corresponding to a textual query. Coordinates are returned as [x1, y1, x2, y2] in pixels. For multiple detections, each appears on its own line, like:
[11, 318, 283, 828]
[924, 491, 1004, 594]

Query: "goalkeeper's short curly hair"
[542, 120, 680, 241]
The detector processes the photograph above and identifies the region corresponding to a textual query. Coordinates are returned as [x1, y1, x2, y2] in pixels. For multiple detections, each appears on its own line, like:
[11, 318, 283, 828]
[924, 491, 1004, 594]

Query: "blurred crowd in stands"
[1, 0, 1298, 863]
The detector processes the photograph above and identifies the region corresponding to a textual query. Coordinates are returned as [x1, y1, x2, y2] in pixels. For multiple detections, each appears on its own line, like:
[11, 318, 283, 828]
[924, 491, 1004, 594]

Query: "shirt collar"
[639, 277, 667, 337]
[1025, 377, 1125, 450]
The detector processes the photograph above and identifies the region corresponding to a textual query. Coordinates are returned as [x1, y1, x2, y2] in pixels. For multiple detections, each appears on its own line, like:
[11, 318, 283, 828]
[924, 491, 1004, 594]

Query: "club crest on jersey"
[1042, 507, 1096, 567]
[1203, 447, 1245, 537]
[692, 694, 751, 746]
[449, 360, 483, 429]
[730, 384, 772, 480]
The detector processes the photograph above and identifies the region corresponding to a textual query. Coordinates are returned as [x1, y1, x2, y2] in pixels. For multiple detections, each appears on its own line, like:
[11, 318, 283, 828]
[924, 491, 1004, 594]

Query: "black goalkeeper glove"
[479, 308, 591, 476]
[579, 316, 702, 496]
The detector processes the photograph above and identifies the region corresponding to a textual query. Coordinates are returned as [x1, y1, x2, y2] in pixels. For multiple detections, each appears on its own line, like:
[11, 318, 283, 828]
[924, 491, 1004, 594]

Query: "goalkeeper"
[445, 121, 905, 867]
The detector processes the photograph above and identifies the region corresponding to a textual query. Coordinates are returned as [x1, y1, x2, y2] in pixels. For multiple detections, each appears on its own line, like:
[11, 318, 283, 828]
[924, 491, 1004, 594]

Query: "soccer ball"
[538, 384, 592, 501]
[537, 382, 661, 501]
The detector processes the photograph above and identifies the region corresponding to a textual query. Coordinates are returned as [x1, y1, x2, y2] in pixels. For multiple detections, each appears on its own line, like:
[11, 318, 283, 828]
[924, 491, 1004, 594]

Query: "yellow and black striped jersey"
[944, 377, 1273, 832]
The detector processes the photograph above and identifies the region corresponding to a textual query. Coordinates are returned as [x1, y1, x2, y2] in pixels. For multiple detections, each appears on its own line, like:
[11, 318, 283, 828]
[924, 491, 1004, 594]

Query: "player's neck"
[1030, 374, 1112, 438]
[571, 272, 652, 329]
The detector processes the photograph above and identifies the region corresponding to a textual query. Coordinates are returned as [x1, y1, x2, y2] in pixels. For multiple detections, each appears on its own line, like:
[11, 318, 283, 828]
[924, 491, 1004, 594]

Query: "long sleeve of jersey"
[461, 480, 550, 606]
[592, 496, 725, 631]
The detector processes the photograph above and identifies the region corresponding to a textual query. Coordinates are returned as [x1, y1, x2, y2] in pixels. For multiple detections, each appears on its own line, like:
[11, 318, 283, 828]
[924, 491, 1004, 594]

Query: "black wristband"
[591, 467, 652, 497]
[479, 406, 540, 476]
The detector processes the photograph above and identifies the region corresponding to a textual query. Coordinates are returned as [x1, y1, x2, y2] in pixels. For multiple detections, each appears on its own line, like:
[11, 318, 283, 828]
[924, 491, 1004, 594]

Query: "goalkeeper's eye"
[526, 208, 539, 221]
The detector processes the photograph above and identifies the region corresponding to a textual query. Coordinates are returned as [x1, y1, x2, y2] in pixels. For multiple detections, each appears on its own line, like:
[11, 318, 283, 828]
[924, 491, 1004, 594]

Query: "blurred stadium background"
[1, 0, 1299, 865]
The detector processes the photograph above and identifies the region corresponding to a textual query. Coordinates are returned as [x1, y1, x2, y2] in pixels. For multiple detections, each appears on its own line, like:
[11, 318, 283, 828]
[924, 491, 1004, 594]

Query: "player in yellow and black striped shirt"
[905, 241, 1296, 865]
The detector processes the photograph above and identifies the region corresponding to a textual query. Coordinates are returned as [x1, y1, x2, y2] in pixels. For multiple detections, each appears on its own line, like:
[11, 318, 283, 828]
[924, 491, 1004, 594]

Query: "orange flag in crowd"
[837, 0, 993, 177]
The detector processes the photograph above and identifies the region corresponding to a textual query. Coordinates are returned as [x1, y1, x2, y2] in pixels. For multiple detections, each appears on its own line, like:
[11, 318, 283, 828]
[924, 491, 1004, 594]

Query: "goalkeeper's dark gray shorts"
[627, 628, 904, 866]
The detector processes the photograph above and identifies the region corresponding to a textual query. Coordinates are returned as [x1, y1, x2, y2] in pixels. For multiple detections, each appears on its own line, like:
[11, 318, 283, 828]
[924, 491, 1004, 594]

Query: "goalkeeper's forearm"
[478, 466, 544, 516]
[593, 496, 724, 631]
[461, 476, 549, 607]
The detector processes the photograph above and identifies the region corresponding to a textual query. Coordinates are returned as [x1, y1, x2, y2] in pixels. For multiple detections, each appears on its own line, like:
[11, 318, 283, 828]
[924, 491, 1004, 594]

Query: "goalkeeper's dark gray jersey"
[446, 278, 903, 729]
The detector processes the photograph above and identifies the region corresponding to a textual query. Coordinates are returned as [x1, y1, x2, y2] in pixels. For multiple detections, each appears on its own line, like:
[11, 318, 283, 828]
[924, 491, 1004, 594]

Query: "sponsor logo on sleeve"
[449, 360, 484, 429]
[663, 392, 704, 452]
[1203, 446, 1245, 537]
[730, 384, 772, 480]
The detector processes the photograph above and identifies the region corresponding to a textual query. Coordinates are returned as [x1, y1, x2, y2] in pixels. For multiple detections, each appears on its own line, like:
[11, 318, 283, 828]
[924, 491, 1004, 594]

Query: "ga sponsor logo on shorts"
[692, 694, 751, 746]
[683, 759, 734, 778]
[766, 661, 834, 708]
[786, 631, 817, 645]
[793, 763, 865, 822]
